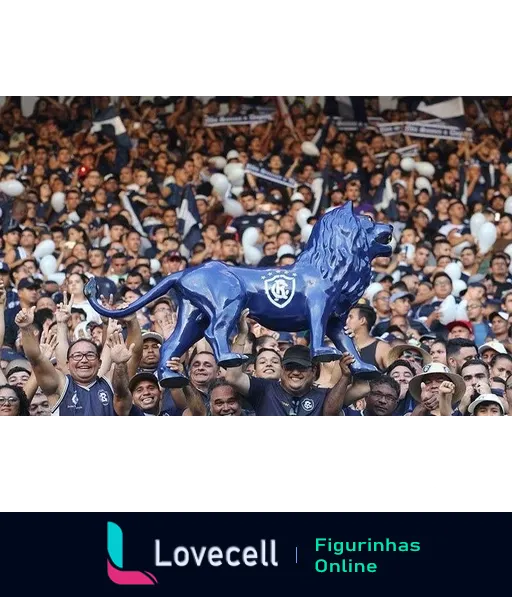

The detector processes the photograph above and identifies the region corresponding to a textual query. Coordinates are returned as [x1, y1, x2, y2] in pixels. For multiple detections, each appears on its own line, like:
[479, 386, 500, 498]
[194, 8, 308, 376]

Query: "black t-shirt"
[246, 377, 326, 416]
[230, 214, 271, 236]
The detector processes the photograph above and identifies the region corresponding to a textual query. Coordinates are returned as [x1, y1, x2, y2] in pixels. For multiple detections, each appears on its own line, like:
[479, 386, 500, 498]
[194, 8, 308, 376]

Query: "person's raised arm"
[323, 353, 355, 416]
[99, 318, 122, 379]
[25, 329, 58, 401]
[110, 330, 135, 416]
[55, 294, 72, 374]
[16, 307, 65, 397]
[438, 380, 455, 416]
[182, 384, 207, 416]
[0, 279, 7, 384]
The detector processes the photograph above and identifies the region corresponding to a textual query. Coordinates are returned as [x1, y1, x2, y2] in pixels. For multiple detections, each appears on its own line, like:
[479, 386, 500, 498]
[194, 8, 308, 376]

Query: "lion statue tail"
[84, 272, 182, 319]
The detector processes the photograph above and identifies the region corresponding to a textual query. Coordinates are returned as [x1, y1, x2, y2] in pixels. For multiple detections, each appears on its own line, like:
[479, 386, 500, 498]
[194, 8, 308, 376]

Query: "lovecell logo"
[107, 522, 278, 585]
[107, 522, 158, 585]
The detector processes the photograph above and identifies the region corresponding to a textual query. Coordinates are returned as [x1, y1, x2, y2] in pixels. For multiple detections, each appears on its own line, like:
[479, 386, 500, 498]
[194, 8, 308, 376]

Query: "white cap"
[468, 394, 505, 415]
[478, 340, 508, 356]
[226, 150, 240, 161]
[291, 192, 305, 203]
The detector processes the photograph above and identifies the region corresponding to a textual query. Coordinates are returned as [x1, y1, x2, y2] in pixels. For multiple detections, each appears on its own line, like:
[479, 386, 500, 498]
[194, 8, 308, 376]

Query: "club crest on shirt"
[71, 393, 78, 406]
[301, 398, 314, 412]
[263, 274, 296, 309]
[99, 391, 109, 405]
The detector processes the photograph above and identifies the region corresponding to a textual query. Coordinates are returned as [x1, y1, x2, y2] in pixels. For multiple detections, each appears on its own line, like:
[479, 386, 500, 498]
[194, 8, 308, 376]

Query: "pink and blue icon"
[107, 522, 158, 585]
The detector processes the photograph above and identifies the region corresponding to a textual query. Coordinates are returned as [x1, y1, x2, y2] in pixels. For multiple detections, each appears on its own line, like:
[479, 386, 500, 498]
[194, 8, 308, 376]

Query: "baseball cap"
[226, 150, 240, 161]
[195, 194, 209, 203]
[478, 340, 508, 356]
[0, 348, 24, 362]
[489, 311, 510, 323]
[468, 394, 505, 415]
[282, 345, 313, 368]
[128, 372, 160, 393]
[0, 262, 10, 274]
[446, 320, 473, 333]
[5, 359, 32, 376]
[290, 192, 305, 203]
[18, 277, 39, 290]
[375, 273, 394, 284]
[278, 332, 294, 344]
[390, 291, 414, 304]
[142, 331, 163, 344]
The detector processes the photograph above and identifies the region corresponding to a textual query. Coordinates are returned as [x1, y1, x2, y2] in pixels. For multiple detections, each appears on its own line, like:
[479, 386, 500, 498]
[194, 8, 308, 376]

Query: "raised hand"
[0, 278, 6, 307]
[238, 308, 250, 337]
[40, 329, 58, 360]
[15, 306, 35, 329]
[166, 357, 184, 373]
[56, 293, 74, 324]
[106, 317, 122, 337]
[438, 381, 455, 401]
[420, 382, 439, 411]
[339, 352, 356, 377]
[109, 330, 135, 365]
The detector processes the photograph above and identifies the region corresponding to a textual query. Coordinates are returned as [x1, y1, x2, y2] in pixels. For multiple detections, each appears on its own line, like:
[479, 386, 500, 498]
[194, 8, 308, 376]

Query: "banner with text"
[245, 164, 297, 189]
[204, 113, 274, 128]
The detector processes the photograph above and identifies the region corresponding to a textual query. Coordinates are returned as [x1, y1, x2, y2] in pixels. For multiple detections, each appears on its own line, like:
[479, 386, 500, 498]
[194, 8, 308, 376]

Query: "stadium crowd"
[1, 95, 512, 416]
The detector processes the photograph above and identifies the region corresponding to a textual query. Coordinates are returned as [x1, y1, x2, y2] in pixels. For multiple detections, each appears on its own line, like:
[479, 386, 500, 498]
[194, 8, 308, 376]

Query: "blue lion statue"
[85, 202, 392, 387]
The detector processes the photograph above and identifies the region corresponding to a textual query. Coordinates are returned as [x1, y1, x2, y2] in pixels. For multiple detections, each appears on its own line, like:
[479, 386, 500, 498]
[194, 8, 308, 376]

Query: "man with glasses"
[467, 299, 490, 346]
[225, 345, 354, 416]
[362, 376, 401, 416]
[16, 307, 133, 415]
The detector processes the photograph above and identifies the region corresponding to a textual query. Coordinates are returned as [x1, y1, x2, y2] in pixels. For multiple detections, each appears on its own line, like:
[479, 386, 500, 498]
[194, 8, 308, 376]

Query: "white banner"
[244, 164, 297, 189]
[204, 113, 274, 127]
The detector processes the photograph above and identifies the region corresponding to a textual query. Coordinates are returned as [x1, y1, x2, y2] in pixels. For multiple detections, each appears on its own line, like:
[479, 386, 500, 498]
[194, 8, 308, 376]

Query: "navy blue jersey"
[53, 375, 115, 416]
[246, 377, 326, 416]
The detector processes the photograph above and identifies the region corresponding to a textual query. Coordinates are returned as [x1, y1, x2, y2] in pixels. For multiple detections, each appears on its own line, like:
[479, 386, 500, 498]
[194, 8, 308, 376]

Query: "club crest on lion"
[85, 202, 392, 388]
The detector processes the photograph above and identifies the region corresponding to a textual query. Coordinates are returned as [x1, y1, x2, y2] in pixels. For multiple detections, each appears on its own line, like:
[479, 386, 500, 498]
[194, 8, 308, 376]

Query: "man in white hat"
[478, 340, 508, 365]
[409, 363, 466, 416]
[488, 311, 510, 345]
[468, 394, 505, 416]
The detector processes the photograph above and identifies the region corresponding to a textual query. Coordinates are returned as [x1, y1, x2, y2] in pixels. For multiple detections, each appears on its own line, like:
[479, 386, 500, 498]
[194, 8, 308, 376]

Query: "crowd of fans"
[1, 95, 512, 416]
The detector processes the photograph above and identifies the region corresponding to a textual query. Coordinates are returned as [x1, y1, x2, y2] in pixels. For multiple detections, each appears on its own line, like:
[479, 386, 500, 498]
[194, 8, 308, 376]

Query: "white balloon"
[415, 177, 432, 193]
[51, 191, 66, 212]
[415, 161, 435, 179]
[277, 244, 294, 259]
[301, 224, 313, 243]
[242, 227, 260, 248]
[223, 198, 244, 218]
[33, 240, 56, 261]
[0, 179, 24, 197]
[439, 295, 457, 325]
[210, 173, 230, 196]
[504, 244, 512, 260]
[400, 157, 415, 172]
[454, 241, 471, 257]
[244, 246, 262, 265]
[39, 255, 58, 276]
[452, 279, 467, 298]
[231, 185, 244, 197]
[445, 261, 462, 282]
[296, 207, 313, 229]
[456, 300, 469, 321]
[301, 141, 320, 157]
[68, 211, 80, 223]
[391, 270, 401, 283]
[506, 163, 512, 179]
[209, 156, 227, 170]
[150, 259, 161, 274]
[226, 165, 245, 187]
[46, 273, 65, 285]
[224, 163, 240, 178]
[504, 196, 512, 215]
[477, 221, 497, 254]
[470, 212, 486, 237]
